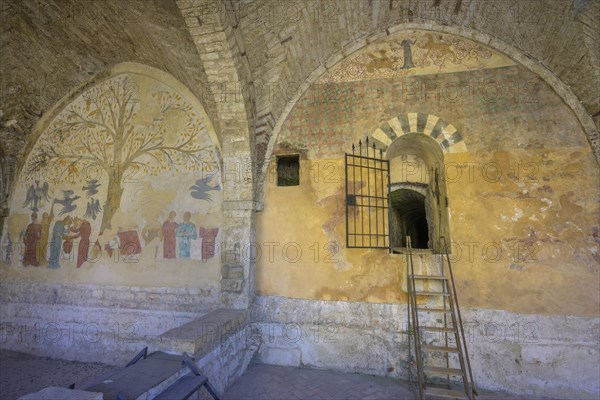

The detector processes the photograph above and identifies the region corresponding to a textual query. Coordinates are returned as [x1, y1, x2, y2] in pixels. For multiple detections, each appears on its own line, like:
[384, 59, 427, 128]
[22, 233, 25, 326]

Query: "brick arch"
[369, 113, 467, 155]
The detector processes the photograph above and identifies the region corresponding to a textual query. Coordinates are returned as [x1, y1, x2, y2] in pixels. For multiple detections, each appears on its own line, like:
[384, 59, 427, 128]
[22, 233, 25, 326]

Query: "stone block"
[257, 347, 301, 367]
[221, 278, 243, 293]
[227, 266, 244, 279]
[18, 387, 103, 400]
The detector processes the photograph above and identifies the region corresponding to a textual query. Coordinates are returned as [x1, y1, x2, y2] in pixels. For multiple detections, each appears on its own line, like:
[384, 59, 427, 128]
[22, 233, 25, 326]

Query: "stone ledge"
[153, 308, 248, 358]
[0, 282, 218, 313]
[18, 387, 102, 400]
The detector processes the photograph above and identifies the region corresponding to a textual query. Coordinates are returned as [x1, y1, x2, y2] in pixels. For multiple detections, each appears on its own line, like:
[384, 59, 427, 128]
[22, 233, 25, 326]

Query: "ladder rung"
[424, 387, 468, 399]
[410, 274, 446, 280]
[421, 326, 456, 333]
[424, 366, 465, 376]
[422, 345, 460, 353]
[415, 291, 450, 296]
[417, 307, 452, 313]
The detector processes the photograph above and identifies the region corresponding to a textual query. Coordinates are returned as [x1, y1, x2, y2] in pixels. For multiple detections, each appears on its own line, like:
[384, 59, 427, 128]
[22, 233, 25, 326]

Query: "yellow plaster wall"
[257, 147, 599, 316]
[256, 31, 599, 317]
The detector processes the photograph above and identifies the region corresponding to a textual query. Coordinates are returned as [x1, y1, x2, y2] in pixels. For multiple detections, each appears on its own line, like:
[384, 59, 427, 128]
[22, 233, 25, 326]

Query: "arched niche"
[2, 63, 224, 286]
[386, 133, 451, 253]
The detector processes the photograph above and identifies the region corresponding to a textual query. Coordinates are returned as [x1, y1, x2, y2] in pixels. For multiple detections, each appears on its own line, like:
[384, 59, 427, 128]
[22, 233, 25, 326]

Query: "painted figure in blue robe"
[48, 216, 72, 269]
[176, 211, 197, 259]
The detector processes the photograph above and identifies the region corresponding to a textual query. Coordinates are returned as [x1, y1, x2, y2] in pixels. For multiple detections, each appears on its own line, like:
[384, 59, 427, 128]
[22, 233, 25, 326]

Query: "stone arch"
[4, 62, 225, 249]
[0, 143, 6, 237]
[368, 113, 467, 156]
[8, 62, 223, 236]
[258, 22, 600, 205]
[21, 62, 221, 170]
[0, 142, 5, 203]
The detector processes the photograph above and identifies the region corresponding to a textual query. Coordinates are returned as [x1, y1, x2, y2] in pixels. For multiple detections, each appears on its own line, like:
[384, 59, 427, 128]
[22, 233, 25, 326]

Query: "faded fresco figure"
[38, 205, 55, 265]
[161, 211, 177, 259]
[142, 226, 160, 245]
[104, 232, 121, 258]
[23, 212, 42, 266]
[5, 236, 13, 264]
[48, 216, 72, 269]
[400, 39, 416, 69]
[71, 217, 92, 268]
[176, 211, 197, 259]
[199, 227, 219, 261]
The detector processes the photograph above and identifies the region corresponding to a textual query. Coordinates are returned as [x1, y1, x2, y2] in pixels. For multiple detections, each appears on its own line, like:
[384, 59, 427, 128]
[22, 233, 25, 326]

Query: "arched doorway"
[386, 132, 452, 253]
[390, 187, 429, 249]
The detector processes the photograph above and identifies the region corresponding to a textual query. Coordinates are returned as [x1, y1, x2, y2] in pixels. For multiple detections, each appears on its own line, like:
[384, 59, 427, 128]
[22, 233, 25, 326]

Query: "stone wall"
[251, 295, 600, 399]
[0, 282, 218, 365]
[192, 323, 260, 395]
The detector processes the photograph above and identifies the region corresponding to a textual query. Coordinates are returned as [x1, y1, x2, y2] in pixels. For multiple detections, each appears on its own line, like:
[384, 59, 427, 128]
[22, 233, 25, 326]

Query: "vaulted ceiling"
[1, 0, 599, 190]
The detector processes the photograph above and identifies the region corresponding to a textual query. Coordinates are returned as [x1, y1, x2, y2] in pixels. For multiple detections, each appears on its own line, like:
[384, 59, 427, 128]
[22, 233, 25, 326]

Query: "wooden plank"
[424, 366, 464, 376]
[424, 386, 468, 399]
[417, 307, 452, 313]
[410, 275, 446, 280]
[421, 345, 460, 353]
[415, 291, 450, 296]
[421, 326, 456, 333]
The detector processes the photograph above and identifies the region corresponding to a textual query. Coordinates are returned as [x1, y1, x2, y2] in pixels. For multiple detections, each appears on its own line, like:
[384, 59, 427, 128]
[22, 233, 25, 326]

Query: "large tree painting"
[23, 75, 218, 234]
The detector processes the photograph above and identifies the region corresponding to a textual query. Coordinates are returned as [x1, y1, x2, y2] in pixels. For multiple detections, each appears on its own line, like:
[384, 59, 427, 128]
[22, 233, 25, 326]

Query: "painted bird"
[22, 181, 50, 212]
[55, 190, 80, 216]
[82, 179, 101, 198]
[189, 178, 221, 202]
[84, 198, 102, 220]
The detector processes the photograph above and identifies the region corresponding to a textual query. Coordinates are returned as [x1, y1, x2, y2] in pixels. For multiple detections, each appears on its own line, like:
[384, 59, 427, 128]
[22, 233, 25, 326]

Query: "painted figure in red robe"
[71, 217, 92, 268]
[23, 212, 42, 266]
[161, 211, 178, 259]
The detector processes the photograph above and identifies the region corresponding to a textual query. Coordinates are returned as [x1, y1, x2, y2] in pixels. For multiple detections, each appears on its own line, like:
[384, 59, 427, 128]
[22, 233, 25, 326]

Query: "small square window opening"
[276, 155, 300, 186]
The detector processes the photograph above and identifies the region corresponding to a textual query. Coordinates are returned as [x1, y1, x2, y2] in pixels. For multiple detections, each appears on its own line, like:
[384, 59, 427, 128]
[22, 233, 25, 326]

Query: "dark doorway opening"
[390, 189, 429, 249]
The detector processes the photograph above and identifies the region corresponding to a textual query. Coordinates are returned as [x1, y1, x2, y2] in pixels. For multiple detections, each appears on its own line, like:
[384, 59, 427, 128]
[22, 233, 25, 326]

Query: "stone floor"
[223, 364, 554, 400]
[223, 364, 414, 400]
[0, 349, 115, 400]
[1, 350, 563, 400]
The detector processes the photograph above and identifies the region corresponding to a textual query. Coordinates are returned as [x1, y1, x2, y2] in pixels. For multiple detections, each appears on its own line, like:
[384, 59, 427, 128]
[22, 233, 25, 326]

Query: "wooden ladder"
[405, 237, 477, 400]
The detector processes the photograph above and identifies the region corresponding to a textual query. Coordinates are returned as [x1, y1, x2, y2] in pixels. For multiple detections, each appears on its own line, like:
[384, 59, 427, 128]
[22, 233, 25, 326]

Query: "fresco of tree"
[23, 74, 219, 234]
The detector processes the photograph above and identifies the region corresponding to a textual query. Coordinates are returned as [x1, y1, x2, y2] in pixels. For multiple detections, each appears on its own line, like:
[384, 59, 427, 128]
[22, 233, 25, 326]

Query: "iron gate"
[345, 138, 391, 249]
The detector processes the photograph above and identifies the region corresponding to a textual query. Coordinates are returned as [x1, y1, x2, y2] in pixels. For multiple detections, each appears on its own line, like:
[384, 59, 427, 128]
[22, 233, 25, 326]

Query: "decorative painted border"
[369, 112, 467, 155]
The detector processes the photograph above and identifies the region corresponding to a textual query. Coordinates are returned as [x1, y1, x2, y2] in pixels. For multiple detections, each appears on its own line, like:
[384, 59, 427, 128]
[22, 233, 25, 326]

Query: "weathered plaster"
[251, 295, 600, 399]
[2, 64, 223, 290]
[257, 56, 599, 317]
